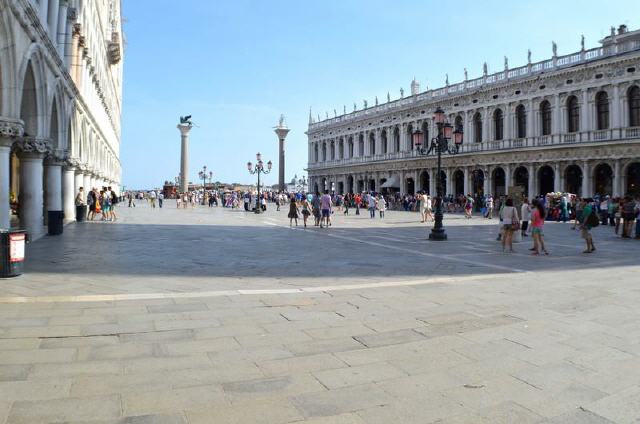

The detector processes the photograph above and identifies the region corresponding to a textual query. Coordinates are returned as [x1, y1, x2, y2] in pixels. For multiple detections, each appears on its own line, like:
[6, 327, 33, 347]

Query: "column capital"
[0, 118, 25, 147]
[15, 137, 52, 158]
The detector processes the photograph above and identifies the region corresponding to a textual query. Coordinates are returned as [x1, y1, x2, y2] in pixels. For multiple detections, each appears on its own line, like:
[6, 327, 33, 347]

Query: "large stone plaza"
[1, 203, 639, 423]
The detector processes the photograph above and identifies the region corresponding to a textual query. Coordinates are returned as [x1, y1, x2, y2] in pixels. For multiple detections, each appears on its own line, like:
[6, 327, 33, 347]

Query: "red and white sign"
[9, 233, 25, 263]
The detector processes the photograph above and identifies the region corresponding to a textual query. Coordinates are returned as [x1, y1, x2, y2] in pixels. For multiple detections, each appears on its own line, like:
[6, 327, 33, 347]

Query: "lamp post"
[198, 166, 213, 205]
[247, 152, 272, 214]
[295, 175, 307, 193]
[413, 107, 464, 240]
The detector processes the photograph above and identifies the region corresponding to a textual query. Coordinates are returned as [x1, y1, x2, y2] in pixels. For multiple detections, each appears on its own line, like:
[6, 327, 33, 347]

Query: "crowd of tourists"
[74, 186, 121, 222]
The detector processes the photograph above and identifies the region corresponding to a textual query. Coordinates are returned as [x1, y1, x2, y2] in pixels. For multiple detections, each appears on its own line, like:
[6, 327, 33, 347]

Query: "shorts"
[580, 227, 591, 239]
[531, 227, 543, 235]
[502, 224, 514, 232]
[102, 205, 111, 212]
[321, 209, 330, 218]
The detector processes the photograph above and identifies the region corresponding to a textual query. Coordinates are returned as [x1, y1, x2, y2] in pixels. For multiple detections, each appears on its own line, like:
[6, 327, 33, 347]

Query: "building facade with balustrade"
[0, 0, 123, 239]
[306, 25, 640, 202]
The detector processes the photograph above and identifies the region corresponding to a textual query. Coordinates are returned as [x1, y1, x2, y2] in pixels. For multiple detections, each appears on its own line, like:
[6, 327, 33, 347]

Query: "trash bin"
[76, 205, 87, 222]
[0, 230, 26, 278]
[47, 211, 64, 235]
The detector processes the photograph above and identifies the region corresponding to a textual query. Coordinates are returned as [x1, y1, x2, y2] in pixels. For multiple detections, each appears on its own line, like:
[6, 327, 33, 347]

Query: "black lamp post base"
[428, 229, 448, 241]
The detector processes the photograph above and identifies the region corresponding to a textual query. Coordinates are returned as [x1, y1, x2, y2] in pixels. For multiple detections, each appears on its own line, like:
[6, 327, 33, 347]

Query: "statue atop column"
[177, 115, 194, 193]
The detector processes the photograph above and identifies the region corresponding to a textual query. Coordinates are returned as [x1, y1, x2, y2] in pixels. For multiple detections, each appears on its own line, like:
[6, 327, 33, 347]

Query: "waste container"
[76, 205, 87, 222]
[47, 211, 64, 235]
[0, 230, 26, 278]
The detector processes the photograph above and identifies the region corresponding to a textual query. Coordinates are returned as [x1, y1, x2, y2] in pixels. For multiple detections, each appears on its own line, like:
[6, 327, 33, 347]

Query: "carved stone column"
[63, 163, 76, 221]
[16, 138, 51, 240]
[528, 164, 536, 197]
[613, 159, 621, 197]
[582, 161, 591, 197]
[463, 167, 469, 196]
[553, 162, 561, 192]
[0, 119, 24, 230]
[504, 164, 512, 196]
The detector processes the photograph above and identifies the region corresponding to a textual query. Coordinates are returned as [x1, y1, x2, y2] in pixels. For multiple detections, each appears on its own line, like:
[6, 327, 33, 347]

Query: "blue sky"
[120, 0, 637, 189]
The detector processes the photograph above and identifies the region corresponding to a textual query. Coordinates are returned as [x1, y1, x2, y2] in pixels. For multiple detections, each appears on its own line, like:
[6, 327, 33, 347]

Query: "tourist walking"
[464, 195, 474, 219]
[378, 195, 386, 219]
[288, 196, 299, 226]
[355, 193, 361, 215]
[149, 190, 157, 208]
[301, 197, 311, 227]
[320, 191, 332, 228]
[580, 198, 598, 253]
[75, 187, 86, 208]
[520, 197, 531, 238]
[368, 193, 376, 218]
[311, 192, 321, 226]
[500, 198, 519, 253]
[486, 195, 494, 218]
[157, 191, 164, 209]
[530, 199, 548, 255]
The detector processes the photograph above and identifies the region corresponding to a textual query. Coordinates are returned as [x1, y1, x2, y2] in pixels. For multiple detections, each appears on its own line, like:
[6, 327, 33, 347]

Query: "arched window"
[493, 109, 504, 140]
[330, 141, 335, 160]
[322, 143, 327, 161]
[628, 86, 640, 127]
[369, 132, 376, 156]
[358, 135, 364, 156]
[454, 115, 463, 131]
[348, 137, 354, 157]
[516, 105, 526, 138]
[596, 91, 609, 130]
[473, 112, 482, 143]
[394, 127, 400, 152]
[540, 100, 552, 135]
[381, 130, 387, 154]
[421, 121, 429, 146]
[314, 144, 318, 162]
[338, 139, 344, 159]
[567, 96, 579, 133]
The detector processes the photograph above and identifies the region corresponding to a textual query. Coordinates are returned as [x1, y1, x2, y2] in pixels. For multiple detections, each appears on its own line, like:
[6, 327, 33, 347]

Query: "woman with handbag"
[500, 198, 519, 253]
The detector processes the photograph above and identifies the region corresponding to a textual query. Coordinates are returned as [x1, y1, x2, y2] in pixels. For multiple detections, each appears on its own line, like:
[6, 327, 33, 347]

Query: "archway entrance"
[357, 179, 364, 193]
[514, 166, 528, 197]
[627, 162, 640, 196]
[419, 171, 429, 192]
[337, 182, 344, 195]
[538, 166, 554, 195]
[347, 176, 354, 193]
[565, 165, 583, 196]
[321, 178, 327, 193]
[406, 178, 415, 195]
[453, 170, 464, 196]
[471, 169, 484, 196]
[379, 178, 387, 194]
[492, 167, 505, 196]
[594, 163, 613, 196]
[368, 179, 376, 192]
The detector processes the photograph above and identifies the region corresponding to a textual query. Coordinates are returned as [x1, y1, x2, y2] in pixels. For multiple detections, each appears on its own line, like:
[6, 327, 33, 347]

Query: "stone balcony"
[307, 127, 640, 170]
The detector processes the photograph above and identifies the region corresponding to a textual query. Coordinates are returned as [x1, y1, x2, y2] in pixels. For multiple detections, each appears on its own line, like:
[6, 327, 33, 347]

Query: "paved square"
[0, 202, 639, 423]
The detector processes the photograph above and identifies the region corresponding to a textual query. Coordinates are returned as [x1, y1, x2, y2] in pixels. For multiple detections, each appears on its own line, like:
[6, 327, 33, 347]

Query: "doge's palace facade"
[307, 26, 640, 202]
[0, 0, 123, 239]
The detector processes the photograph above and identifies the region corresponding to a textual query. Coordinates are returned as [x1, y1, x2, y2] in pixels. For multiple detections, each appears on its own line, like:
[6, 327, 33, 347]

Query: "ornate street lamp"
[247, 152, 272, 214]
[413, 107, 464, 240]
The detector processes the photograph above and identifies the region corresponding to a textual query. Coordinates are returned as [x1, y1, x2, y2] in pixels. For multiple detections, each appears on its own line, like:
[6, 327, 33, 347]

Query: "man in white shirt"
[149, 190, 157, 208]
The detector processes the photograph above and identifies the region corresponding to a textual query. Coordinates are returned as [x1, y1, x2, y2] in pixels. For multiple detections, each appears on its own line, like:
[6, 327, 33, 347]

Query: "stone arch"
[538, 165, 554, 195]
[493, 108, 504, 141]
[471, 169, 484, 195]
[419, 170, 429, 192]
[564, 164, 583, 196]
[381, 129, 388, 154]
[393, 127, 400, 152]
[625, 162, 640, 196]
[17, 45, 48, 137]
[593, 162, 613, 196]
[368, 131, 375, 156]
[453, 169, 464, 196]
[347, 175, 354, 193]
[358, 134, 364, 156]
[492, 167, 505, 196]
[338, 138, 344, 159]
[513, 166, 529, 196]
[49, 95, 60, 150]
[0, 9, 17, 117]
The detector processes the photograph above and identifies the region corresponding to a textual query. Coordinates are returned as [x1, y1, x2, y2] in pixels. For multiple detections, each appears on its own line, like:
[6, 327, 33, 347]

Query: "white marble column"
[504, 164, 512, 195]
[582, 161, 591, 197]
[429, 168, 437, 196]
[47, 0, 60, 43]
[74, 170, 84, 197]
[63, 166, 75, 221]
[553, 163, 561, 192]
[45, 163, 63, 212]
[553, 95, 561, 134]
[0, 142, 11, 230]
[528, 164, 536, 197]
[613, 159, 621, 197]
[463, 167, 469, 196]
[57, 0, 68, 53]
[581, 89, 591, 132]
[40, 0, 50, 25]
[84, 173, 92, 193]
[483, 168, 490, 195]
[178, 124, 192, 193]
[19, 153, 45, 240]
[527, 99, 535, 137]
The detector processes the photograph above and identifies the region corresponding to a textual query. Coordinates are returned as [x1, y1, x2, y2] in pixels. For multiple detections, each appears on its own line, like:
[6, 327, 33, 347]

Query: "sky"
[120, 0, 638, 189]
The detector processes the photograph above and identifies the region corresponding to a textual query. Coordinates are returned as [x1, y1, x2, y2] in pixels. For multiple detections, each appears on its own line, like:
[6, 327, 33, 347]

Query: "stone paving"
[0, 200, 639, 423]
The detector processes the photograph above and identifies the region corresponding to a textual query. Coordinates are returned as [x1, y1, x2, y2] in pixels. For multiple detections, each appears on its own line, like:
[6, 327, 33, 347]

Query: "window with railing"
[540, 100, 552, 135]
[474, 112, 482, 143]
[516, 105, 526, 138]
[567, 96, 580, 133]
[494, 109, 504, 140]
[629, 85, 640, 127]
[596, 91, 609, 130]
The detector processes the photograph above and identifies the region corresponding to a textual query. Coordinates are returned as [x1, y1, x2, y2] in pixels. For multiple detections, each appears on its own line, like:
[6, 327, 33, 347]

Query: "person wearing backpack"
[621, 196, 636, 238]
[580, 198, 597, 253]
